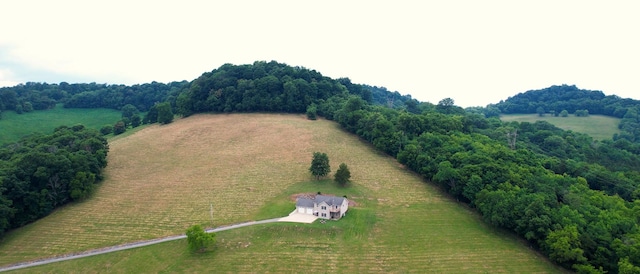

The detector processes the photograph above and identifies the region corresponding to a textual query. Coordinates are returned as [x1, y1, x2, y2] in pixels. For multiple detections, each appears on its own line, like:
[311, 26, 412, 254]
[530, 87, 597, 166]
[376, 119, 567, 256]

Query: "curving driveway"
[0, 214, 317, 272]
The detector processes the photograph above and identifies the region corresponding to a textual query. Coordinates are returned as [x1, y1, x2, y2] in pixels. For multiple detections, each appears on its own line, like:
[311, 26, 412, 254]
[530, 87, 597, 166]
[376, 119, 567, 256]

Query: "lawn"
[500, 113, 621, 140]
[0, 105, 122, 144]
[0, 114, 566, 273]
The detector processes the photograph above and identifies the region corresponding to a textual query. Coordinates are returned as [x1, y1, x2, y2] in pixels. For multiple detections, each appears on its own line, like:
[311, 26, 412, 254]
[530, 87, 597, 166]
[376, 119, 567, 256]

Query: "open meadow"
[500, 113, 621, 140]
[0, 114, 565, 273]
[0, 105, 121, 144]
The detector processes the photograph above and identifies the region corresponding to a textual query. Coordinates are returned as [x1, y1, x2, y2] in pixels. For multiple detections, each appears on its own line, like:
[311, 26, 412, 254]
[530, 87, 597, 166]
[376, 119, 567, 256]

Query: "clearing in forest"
[0, 114, 565, 273]
[500, 113, 620, 140]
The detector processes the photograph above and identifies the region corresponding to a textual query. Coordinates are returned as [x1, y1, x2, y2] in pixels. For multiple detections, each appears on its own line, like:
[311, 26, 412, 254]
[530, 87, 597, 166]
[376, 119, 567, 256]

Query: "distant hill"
[493, 84, 640, 143]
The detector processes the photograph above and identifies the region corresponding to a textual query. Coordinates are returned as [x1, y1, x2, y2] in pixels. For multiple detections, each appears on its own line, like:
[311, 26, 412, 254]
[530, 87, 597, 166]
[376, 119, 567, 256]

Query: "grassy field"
[0, 105, 121, 144]
[0, 114, 565, 273]
[500, 113, 621, 140]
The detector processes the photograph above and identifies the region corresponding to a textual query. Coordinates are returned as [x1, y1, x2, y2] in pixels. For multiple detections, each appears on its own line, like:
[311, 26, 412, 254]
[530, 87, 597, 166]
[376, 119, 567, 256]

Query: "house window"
[321, 213, 326, 217]
[321, 206, 326, 210]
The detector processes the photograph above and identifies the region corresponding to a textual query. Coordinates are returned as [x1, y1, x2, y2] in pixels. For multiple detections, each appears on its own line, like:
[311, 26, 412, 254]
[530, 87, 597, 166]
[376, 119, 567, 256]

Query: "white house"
[295, 195, 348, 220]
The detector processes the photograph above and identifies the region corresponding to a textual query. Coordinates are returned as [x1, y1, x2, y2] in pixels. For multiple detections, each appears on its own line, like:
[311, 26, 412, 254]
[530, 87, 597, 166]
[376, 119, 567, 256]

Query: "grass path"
[0, 114, 565, 272]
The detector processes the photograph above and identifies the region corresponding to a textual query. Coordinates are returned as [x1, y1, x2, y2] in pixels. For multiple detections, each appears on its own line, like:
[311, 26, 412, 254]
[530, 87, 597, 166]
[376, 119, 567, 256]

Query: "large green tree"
[309, 152, 330, 180]
[156, 102, 174, 124]
[113, 121, 126, 135]
[334, 163, 351, 186]
[185, 224, 216, 252]
[121, 104, 139, 120]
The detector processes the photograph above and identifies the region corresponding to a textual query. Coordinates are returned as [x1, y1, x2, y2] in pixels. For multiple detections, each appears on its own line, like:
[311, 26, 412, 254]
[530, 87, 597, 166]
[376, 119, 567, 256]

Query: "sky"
[1, 0, 638, 108]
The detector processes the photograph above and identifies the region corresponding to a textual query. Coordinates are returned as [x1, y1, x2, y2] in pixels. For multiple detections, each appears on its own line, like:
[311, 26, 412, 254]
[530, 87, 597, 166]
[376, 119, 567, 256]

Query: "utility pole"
[209, 202, 214, 226]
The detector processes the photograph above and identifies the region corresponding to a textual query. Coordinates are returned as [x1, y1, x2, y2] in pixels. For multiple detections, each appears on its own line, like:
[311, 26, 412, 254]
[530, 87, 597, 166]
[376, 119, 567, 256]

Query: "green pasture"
[500, 114, 621, 140]
[0, 105, 121, 144]
[10, 180, 563, 273]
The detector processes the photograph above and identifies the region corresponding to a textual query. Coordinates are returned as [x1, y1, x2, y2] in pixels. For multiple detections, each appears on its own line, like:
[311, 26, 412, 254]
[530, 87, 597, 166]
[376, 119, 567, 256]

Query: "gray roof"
[315, 195, 345, 206]
[296, 197, 315, 207]
[296, 195, 346, 207]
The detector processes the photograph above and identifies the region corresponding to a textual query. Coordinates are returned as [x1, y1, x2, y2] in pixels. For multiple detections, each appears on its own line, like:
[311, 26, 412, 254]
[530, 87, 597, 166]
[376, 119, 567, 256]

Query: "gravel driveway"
[0, 213, 317, 272]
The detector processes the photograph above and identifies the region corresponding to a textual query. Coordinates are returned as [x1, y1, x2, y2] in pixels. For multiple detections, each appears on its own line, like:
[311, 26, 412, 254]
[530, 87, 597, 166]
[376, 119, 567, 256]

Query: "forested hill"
[174, 61, 419, 115]
[494, 84, 640, 143]
[0, 61, 417, 119]
[2, 61, 640, 272]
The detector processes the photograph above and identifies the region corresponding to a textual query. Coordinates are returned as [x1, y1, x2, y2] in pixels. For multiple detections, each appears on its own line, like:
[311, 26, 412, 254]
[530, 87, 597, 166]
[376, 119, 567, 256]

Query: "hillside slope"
[0, 114, 562, 272]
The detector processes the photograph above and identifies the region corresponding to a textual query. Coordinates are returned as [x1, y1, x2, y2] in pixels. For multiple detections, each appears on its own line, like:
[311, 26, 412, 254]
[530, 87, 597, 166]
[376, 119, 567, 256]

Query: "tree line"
[0, 81, 188, 119]
[0, 125, 108, 236]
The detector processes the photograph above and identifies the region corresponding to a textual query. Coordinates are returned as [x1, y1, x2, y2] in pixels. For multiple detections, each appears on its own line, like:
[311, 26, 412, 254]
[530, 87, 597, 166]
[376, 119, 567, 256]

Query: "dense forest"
[1, 61, 639, 273]
[0, 80, 188, 116]
[0, 125, 108, 235]
[493, 84, 640, 143]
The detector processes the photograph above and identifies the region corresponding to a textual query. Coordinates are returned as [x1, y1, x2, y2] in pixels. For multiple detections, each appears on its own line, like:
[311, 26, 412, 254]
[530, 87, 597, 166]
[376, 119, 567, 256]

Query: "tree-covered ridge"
[493, 84, 640, 143]
[0, 81, 188, 115]
[175, 61, 371, 115]
[0, 61, 418, 121]
[0, 125, 108, 236]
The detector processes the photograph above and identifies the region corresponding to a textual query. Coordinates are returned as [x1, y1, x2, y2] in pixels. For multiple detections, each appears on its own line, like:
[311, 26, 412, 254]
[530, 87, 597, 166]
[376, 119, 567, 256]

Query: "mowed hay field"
[500, 114, 620, 140]
[0, 105, 122, 145]
[0, 114, 565, 273]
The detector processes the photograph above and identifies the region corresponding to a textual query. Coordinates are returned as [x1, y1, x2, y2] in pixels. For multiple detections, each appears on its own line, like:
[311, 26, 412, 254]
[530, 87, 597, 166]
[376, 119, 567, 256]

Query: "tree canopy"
[334, 163, 351, 186]
[309, 152, 330, 180]
[0, 125, 108, 236]
[185, 224, 216, 252]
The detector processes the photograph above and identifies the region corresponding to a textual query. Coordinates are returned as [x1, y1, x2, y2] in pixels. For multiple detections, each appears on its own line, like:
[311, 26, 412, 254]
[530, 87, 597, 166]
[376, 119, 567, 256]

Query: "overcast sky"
[1, 0, 638, 107]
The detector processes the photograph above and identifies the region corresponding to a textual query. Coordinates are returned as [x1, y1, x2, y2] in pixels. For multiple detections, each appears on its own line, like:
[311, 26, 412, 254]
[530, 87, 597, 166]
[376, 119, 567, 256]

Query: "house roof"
[296, 195, 346, 207]
[296, 197, 315, 208]
[315, 195, 346, 206]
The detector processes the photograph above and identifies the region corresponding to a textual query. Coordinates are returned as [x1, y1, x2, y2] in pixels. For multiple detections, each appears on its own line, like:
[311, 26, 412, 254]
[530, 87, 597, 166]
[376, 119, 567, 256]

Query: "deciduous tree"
[560, 110, 569, 117]
[100, 125, 113, 135]
[130, 114, 142, 128]
[186, 224, 216, 252]
[544, 225, 587, 268]
[334, 163, 351, 186]
[309, 152, 330, 180]
[156, 102, 174, 124]
[306, 103, 317, 120]
[113, 121, 126, 135]
[121, 104, 139, 120]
